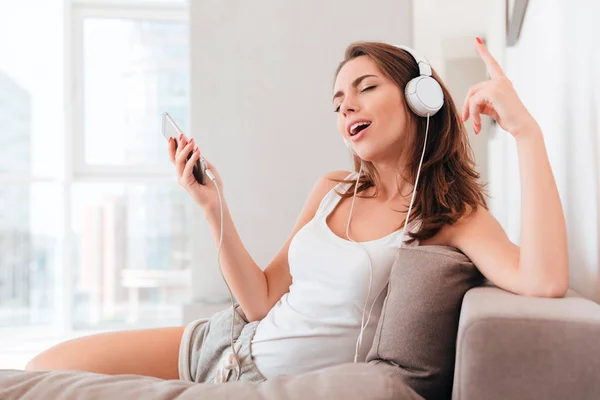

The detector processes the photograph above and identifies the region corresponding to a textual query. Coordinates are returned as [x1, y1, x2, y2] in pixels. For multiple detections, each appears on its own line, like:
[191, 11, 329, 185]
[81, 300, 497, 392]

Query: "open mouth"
[350, 121, 371, 136]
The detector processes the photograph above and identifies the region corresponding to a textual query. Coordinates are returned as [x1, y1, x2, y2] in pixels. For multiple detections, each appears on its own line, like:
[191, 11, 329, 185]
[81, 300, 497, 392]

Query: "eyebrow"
[332, 74, 378, 103]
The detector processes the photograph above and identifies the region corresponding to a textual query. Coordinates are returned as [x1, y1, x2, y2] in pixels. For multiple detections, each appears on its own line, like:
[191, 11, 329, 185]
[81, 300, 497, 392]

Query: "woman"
[26, 39, 568, 382]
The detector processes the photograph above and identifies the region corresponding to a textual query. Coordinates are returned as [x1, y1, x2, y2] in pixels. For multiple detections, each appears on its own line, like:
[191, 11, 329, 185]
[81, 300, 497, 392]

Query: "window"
[0, 0, 65, 331]
[0, 184, 61, 327]
[0, 0, 194, 337]
[69, 0, 194, 329]
[0, 71, 32, 174]
[71, 183, 193, 328]
[80, 17, 189, 168]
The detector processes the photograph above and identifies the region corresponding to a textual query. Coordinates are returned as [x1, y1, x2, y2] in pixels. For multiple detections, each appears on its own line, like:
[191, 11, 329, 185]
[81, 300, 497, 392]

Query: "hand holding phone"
[164, 112, 223, 212]
[162, 112, 207, 185]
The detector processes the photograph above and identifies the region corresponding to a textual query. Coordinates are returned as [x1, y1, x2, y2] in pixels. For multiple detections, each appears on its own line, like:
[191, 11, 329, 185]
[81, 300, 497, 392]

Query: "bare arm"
[514, 123, 568, 295]
[203, 202, 269, 321]
[167, 129, 350, 320]
[456, 38, 568, 298]
[203, 170, 350, 321]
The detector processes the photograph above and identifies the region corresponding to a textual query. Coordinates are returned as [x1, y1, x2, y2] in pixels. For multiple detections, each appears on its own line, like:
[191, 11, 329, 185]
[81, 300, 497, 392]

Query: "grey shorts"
[178, 303, 267, 384]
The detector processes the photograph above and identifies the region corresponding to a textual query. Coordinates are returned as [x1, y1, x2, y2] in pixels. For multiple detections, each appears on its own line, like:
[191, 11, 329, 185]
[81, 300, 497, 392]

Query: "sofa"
[1, 246, 600, 399]
[452, 285, 600, 399]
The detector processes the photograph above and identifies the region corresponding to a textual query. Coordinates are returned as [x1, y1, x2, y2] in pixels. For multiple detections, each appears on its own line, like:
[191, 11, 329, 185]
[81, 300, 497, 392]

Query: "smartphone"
[162, 112, 207, 185]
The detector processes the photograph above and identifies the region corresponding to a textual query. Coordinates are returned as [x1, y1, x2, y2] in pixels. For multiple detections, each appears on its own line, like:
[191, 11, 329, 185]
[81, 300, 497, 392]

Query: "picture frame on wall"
[507, 0, 529, 46]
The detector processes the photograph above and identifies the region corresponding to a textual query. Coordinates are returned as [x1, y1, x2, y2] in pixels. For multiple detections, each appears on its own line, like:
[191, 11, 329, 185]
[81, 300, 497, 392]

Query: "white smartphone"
[162, 112, 207, 185]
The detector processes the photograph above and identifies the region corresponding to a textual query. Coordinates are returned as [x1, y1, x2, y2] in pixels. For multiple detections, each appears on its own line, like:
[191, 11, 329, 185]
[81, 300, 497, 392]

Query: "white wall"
[492, 0, 600, 302]
[411, 0, 498, 206]
[444, 56, 489, 182]
[188, 0, 412, 303]
[412, 0, 490, 78]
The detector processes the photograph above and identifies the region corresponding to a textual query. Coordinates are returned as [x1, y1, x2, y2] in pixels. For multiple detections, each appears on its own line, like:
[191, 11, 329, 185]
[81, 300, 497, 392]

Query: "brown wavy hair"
[332, 41, 488, 244]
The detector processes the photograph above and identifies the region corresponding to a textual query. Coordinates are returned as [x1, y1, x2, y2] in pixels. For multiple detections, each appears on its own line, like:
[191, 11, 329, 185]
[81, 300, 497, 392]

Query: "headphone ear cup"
[405, 76, 444, 117]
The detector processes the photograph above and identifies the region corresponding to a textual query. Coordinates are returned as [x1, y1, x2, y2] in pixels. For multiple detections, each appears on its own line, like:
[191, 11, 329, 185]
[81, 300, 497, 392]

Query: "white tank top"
[250, 172, 421, 378]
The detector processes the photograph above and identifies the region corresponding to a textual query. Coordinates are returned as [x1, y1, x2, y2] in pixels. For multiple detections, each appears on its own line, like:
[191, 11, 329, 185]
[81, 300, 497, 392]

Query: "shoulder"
[311, 170, 353, 199]
[321, 170, 353, 187]
[292, 170, 352, 228]
[420, 204, 488, 246]
[301, 170, 352, 212]
[440, 205, 493, 247]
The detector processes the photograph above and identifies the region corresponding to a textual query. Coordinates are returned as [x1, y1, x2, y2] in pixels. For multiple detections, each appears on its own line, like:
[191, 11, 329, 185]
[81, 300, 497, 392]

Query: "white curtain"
[489, 0, 600, 302]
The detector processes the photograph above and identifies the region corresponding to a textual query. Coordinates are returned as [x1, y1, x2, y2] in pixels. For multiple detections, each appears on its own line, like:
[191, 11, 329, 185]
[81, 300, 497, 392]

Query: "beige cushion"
[366, 245, 485, 400]
[0, 363, 424, 400]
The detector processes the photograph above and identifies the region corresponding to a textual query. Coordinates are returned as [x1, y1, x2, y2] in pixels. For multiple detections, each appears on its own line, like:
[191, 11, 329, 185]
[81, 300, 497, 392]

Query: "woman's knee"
[25, 339, 85, 372]
[25, 352, 57, 372]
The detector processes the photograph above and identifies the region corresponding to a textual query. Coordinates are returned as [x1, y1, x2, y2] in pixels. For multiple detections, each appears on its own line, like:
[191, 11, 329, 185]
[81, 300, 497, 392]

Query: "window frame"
[70, 0, 188, 180]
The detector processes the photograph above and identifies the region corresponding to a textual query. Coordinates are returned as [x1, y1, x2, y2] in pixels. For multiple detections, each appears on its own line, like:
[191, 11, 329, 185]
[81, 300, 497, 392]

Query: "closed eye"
[333, 85, 377, 113]
[360, 85, 376, 93]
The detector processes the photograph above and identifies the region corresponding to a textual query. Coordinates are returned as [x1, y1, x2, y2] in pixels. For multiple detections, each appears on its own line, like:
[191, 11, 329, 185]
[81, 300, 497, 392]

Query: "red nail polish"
[476, 37, 483, 44]
[179, 134, 183, 141]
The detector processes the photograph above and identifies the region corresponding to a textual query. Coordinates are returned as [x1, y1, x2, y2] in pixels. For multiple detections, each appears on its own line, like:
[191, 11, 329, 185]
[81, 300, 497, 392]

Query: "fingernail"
[476, 37, 483, 44]
[179, 134, 183, 141]
[168, 137, 172, 143]
[194, 147, 199, 153]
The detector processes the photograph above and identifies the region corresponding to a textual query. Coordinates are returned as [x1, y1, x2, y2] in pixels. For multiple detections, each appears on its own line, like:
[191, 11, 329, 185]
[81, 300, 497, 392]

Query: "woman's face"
[333, 55, 409, 162]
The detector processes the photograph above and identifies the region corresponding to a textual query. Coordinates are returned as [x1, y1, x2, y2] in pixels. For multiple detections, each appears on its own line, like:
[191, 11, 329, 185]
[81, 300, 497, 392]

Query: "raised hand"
[461, 37, 538, 138]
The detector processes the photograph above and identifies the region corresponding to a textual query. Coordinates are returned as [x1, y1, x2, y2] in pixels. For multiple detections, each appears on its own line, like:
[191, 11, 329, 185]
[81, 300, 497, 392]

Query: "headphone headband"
[394, 45, 433, 77]
[393, 44, 443, 117]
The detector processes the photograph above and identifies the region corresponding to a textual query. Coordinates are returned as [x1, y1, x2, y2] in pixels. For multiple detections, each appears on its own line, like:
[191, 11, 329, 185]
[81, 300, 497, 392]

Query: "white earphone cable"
[350, 113, 430, 363]
[206, 165, 243, 382]
[401, 113, 429, 244]
[345, 162, 375, 363]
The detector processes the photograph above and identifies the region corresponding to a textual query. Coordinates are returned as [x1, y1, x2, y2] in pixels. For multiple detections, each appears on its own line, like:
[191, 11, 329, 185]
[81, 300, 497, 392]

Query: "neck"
[366, 159, 413, 203]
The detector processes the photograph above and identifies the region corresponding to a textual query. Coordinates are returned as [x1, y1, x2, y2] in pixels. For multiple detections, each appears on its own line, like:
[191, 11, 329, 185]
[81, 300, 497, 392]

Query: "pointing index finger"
[476, 37, 505, 78]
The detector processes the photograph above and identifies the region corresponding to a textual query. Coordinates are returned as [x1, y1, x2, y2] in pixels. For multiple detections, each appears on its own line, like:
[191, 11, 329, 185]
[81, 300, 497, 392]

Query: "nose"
[340, 94, 359, 116]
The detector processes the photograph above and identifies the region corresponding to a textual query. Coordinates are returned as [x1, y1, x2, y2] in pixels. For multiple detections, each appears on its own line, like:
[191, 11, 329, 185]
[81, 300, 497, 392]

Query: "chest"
[287, 218, 398, 304]
[325, 194, 451, 247]
[325, 195, 407, 242]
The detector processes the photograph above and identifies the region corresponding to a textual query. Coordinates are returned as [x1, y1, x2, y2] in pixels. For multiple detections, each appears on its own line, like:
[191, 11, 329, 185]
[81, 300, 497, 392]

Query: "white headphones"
[343, 45, 443, 149]
[396, 45, 444, 117]
[348, 44, 443, 363]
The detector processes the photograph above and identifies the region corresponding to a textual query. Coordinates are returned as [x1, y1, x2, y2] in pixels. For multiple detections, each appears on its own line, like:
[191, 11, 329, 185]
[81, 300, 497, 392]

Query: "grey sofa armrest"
[0, 362, 422, 400]
[452, 286, 600, 400]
